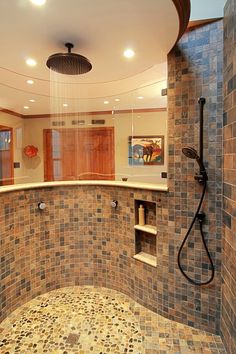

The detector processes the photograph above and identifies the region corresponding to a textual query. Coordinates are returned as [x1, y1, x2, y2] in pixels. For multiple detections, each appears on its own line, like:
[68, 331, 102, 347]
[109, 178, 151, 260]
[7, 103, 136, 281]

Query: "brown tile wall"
[0, 21, 224, 337]
[0, 186, 169, 322]
[222, 1, 236, 353]
[167, 20, 223, 334]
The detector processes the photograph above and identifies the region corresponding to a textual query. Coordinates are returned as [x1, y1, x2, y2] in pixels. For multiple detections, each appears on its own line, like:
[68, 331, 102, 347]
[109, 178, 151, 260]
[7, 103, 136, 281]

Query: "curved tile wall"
[0, 186, 168, 322]
[0, 180, 220, 335]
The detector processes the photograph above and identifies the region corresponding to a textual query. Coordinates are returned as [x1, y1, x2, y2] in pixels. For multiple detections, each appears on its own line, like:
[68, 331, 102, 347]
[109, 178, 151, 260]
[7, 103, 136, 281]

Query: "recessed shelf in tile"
[134, 224, 157, 235]
[134, 199, 157, 267]
[133, 252, 157, 267]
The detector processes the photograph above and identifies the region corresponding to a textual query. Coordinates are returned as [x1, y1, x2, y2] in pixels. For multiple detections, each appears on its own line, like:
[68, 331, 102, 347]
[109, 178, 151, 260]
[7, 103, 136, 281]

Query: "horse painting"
[129, 136, 164, 165]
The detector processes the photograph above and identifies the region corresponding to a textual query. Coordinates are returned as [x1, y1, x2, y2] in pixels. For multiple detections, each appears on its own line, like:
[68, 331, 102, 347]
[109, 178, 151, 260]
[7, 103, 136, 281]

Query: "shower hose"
[177, 181, 215, 285]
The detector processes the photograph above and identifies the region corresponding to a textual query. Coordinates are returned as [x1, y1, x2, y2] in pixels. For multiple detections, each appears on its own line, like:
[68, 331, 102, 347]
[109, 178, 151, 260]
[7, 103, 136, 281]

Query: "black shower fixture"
[182, 146, 208, 183]
[46, 43, 92, 75]
[178, 97, 214, 286]
[182, 97, 208, 183]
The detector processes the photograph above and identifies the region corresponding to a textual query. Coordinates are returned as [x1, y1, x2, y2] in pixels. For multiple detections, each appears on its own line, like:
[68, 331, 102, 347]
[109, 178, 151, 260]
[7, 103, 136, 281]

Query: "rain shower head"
[182, 147, 199, 160]
[46, 43, 92, 75]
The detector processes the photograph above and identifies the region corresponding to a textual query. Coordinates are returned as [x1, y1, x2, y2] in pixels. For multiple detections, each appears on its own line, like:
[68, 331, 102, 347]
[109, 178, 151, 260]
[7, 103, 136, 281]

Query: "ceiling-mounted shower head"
[182, 147, 199, 160]
[46, 43, 92, 75]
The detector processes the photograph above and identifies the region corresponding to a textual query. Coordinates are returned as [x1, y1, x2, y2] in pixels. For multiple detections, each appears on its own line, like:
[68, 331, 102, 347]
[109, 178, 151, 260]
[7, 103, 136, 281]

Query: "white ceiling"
[0, 0, 181, 115]
[0, 0, 227, 116]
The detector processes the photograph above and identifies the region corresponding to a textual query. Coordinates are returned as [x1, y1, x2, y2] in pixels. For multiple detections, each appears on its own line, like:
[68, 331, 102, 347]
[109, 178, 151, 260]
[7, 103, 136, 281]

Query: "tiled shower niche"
[133, 199, 157, 267]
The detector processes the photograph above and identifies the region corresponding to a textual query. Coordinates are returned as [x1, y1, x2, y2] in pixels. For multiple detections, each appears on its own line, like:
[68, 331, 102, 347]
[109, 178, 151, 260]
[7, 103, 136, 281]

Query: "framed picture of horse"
[128, 135, 164, 165]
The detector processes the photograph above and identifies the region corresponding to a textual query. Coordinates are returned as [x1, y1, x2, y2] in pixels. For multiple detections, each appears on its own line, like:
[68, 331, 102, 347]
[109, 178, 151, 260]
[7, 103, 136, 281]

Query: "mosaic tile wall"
[0, 186, 168, 322]
[222, 0, 236, 353]
[167, 20, 223, 334]
[0, 21, 224, 339]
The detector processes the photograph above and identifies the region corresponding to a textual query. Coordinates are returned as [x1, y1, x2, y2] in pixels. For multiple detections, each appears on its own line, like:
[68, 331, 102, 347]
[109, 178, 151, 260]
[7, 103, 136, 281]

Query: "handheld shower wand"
[178, 97, 214, 286]
[182, 146, 208, 183]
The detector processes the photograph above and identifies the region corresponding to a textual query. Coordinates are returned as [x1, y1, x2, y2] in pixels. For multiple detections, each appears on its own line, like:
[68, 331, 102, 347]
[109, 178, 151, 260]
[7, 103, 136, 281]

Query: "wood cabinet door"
[44, 127, 115, 181]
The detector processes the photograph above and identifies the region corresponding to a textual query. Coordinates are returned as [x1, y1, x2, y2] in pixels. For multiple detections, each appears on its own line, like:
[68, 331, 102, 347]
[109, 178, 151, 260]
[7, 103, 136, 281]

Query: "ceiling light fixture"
[24, 106, 29, 109]
[30, 0, 46, 6]
[29, 99, 35, 102]
[63, 103, 68, 107]
[26, 79, 34, 84]
[123, 48, 135, 58]
[26, 58, 37, 66]
[104, 100, 109, 104]
[46, 43, 92, 75]
[137, 96, 144, 100]
[115, 98, 120, 102]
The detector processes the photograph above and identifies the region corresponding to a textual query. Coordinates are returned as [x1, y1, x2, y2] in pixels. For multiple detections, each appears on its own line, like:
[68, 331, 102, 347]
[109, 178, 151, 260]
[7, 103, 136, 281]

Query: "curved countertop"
[0, 180, 169, 194]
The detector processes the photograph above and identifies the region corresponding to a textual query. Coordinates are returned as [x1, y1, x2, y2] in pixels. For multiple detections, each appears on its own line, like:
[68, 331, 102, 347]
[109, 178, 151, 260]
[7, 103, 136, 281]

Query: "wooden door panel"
[62, 131, 77, 180]
[44, 127, 114, 181]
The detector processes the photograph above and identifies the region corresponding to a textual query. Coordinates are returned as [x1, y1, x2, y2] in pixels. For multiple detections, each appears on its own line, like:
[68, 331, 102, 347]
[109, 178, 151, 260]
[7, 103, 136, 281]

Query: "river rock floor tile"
[0, 286, 226, 354]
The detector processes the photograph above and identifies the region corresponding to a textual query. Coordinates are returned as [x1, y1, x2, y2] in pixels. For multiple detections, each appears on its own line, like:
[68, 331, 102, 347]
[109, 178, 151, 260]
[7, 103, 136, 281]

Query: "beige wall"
[114, 110, 168, 184]
[1, 110, 167, 185]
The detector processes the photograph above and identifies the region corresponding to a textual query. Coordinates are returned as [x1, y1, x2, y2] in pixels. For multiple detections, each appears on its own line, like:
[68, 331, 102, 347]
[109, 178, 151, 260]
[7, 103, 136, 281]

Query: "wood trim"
[187, 18, 223, 31]
[23, 107, 167, 119]
[0, 125, 14, 185]
[171, 0, 191, 43]
[0, 107, 23, 118]
[0, 106, 167, 120]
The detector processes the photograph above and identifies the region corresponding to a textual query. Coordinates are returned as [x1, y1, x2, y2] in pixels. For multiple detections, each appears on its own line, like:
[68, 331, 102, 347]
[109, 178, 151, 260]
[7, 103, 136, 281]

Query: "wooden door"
[76, 128, 114, 180]
[62, 130, 77, 180]
[0, 126, 14, 185]
[44, 127, 115, 181]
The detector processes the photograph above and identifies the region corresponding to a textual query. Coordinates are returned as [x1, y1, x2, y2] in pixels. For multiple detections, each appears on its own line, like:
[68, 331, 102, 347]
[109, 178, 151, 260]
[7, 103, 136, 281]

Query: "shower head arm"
[65, 42, 74, 53]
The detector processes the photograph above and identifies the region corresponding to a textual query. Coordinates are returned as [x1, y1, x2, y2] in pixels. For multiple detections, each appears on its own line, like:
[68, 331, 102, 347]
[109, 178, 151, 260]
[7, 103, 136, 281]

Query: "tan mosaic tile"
[0, 286, 226, 354]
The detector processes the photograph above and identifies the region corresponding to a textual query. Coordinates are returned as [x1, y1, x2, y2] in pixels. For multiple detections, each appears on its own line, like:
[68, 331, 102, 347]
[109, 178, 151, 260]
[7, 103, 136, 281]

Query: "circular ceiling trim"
[172, 0, 191, 43]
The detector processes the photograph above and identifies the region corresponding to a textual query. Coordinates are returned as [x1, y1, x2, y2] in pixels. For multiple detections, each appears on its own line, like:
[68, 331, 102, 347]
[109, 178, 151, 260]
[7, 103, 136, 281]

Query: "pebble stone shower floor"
[0, 286, 226, 354]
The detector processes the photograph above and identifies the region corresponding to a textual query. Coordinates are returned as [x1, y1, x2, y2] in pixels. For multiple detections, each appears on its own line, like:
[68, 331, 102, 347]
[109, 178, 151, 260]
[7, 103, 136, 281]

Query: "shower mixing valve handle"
[38, 202, 46, 210]
[111, 200, 118, 208]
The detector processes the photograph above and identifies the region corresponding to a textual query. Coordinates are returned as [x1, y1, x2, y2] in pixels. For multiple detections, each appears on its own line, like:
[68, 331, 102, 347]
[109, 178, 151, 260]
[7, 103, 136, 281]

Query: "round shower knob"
[110, 200, 118, 208]
[38, 202, 46, 210]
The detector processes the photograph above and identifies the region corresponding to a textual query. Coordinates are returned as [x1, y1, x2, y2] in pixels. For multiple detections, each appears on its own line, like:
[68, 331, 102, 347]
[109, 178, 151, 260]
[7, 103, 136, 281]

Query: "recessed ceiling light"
[26, 79, 34, 84]
[123, 48, 135, 58]
[30, 0, 46, 6]
[29, 99, 35, 102]
[26, 58, 37, 67]
[104, 100, 109, 104]
[63, 103, 68, 107]
[24, 106, 29, 110]
[137, 96, 144, 100]
[115, 98, 120, 102]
